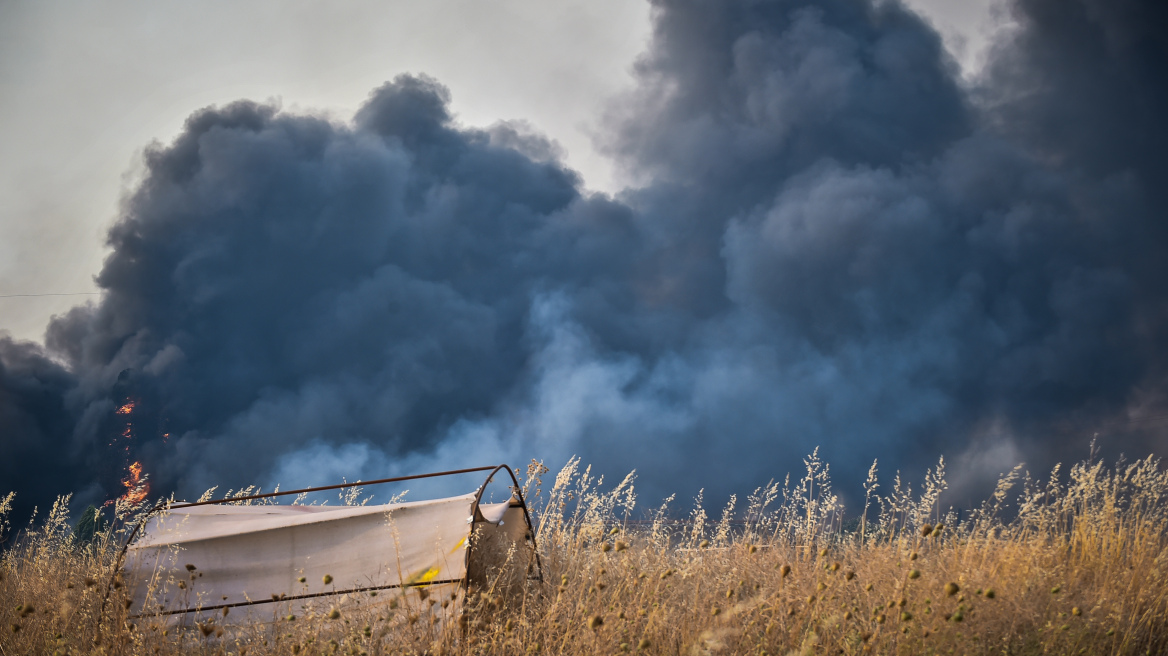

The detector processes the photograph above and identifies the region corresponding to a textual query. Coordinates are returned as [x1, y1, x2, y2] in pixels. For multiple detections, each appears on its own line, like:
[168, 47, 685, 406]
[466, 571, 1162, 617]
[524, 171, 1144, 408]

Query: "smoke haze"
[2, 0, 1166, 521]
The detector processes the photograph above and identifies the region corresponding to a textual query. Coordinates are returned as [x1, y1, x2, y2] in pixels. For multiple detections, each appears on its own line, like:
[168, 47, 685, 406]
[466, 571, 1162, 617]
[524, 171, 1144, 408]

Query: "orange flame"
[106, 398, 150, 506]
[112, 461, 150, 507]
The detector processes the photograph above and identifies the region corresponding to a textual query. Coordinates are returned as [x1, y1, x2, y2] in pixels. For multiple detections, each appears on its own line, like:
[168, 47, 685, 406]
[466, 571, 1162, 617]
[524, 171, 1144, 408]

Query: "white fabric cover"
[125, 493, 495, 621]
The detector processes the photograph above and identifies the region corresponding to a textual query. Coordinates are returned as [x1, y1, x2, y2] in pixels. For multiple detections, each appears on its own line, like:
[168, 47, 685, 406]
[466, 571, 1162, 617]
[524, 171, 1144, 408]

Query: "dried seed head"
[185, 564, 197, 572]
[819, 548, 829, 558]
[920, 524, 933, 537]
[876, 614, 886, 624]
[900, 612, 913, 622]
[1072, 607, 1082, 616]
[818, 582, 827, 591]
[711, 606, 721, 616]
[616, 541, 629, 552]
[780, 564, 791, 578]
[1051, 586, 1061, 594]
[222, 607, 229, 617]
[297, 577, 306, 583]
[749, 545, 758, 554]
[910, 552, 919, 561]
[908, 570, 921, 580]
[588, 615, 603, 629]
[699, 540, 711, 549]
[609, 527, 620, 536]
[286, 615, 295, 621]
[984, 589, 996, 599]
[323, 574, 333, 585]
[945, 582, 960, 596]
[327, 608, 341, 620]
[638, 638, 651, 650]
[600, 542, 612, 553]
[865, 583, 874, 591]
[845, 571, 855, 581]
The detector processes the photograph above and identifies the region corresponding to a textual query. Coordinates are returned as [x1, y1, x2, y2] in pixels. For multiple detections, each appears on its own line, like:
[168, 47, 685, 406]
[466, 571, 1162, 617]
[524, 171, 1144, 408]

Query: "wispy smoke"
[2, 0, 1165, 521]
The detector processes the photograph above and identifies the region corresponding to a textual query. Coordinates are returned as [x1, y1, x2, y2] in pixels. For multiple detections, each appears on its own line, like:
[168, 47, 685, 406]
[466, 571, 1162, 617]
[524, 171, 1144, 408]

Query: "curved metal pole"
[467, 464, 544, 585]
[96, 498, 169, 643]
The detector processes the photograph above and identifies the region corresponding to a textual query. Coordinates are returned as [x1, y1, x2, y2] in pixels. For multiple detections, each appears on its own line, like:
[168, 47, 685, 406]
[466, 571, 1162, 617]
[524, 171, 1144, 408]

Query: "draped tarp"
[123, 491, 532, 626]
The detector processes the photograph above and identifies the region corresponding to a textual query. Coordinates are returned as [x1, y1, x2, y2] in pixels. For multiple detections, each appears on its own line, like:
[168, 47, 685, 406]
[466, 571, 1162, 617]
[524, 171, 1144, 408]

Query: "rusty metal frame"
[98, 463, 541, 631]
[466, 464, 544, 586]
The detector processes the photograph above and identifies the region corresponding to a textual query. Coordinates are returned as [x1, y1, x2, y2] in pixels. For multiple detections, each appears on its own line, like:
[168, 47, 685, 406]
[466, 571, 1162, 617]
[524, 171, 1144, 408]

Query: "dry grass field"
[2, 451, 1166, 655]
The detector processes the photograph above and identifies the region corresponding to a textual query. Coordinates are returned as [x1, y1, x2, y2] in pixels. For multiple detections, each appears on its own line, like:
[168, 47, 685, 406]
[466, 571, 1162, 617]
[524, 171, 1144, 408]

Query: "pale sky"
[0, 0, 1001, 345]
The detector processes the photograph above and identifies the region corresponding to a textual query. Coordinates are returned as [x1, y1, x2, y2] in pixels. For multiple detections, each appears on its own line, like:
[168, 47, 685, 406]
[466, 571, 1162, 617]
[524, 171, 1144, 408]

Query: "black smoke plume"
[1, 0, 1166, 523]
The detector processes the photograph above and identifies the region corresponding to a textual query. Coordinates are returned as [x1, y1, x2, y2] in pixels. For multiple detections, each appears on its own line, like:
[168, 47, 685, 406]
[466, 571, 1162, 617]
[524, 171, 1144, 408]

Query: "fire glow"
[110, 461, 150, 507]
[107, 397, 150, 507]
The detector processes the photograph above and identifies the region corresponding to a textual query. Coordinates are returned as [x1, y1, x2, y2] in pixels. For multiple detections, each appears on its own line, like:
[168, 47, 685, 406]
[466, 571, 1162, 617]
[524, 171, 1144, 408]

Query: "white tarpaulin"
[123, 487, 536, 625]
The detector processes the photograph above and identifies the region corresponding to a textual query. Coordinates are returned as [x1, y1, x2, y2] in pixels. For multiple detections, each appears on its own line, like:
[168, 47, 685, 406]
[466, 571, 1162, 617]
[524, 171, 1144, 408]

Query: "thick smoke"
[1, 0, 1165, 522]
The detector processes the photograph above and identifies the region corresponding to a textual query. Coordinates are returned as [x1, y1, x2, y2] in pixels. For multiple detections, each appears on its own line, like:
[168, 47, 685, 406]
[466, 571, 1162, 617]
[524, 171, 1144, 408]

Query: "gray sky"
[0, 0, 1000, 345]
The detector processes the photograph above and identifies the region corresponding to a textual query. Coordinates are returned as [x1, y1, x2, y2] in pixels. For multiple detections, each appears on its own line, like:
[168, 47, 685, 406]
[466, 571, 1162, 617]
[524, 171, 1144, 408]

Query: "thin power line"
[0, 292, 102, 298]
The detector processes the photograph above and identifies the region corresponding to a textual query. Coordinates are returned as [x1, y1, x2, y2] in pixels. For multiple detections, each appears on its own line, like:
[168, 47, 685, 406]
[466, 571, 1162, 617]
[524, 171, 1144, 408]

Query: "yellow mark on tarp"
[407, 566, 440, 586]
[450, 536, 467, 554]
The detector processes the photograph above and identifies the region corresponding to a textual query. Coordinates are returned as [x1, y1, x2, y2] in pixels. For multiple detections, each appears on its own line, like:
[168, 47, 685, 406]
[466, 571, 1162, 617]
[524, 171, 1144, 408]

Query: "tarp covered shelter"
[115, 465, 539, 626]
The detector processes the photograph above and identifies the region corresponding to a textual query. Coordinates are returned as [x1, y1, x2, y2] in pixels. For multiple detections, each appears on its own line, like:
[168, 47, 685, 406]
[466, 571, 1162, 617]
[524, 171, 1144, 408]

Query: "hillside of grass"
[2, 452, 1166, 655]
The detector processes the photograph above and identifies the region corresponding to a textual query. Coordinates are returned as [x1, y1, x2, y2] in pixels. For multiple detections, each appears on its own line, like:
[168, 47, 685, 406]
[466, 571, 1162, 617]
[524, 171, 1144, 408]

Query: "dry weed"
[1, 453, 1166, 655]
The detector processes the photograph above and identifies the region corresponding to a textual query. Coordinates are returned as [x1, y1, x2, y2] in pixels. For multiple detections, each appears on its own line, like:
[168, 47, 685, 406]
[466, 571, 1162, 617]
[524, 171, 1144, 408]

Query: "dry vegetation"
[2, 450, 1167, 655]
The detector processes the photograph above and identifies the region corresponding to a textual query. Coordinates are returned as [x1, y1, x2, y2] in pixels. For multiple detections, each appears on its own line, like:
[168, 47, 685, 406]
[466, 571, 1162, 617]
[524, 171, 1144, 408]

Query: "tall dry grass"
[2, 451, 1167, 655]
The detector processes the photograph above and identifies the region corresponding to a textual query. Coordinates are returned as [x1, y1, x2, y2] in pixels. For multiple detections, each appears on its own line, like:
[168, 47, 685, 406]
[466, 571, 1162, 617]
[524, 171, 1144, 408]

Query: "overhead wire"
[0, 292, 101, 298]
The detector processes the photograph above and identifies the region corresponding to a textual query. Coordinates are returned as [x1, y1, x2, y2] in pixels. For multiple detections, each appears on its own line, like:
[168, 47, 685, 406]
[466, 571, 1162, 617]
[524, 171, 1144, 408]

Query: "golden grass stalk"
[1, 453, 1166, 655]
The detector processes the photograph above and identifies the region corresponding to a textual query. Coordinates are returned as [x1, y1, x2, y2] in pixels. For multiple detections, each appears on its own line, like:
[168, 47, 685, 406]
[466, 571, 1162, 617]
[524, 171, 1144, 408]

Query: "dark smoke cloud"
[2, 0, 1166, 522]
